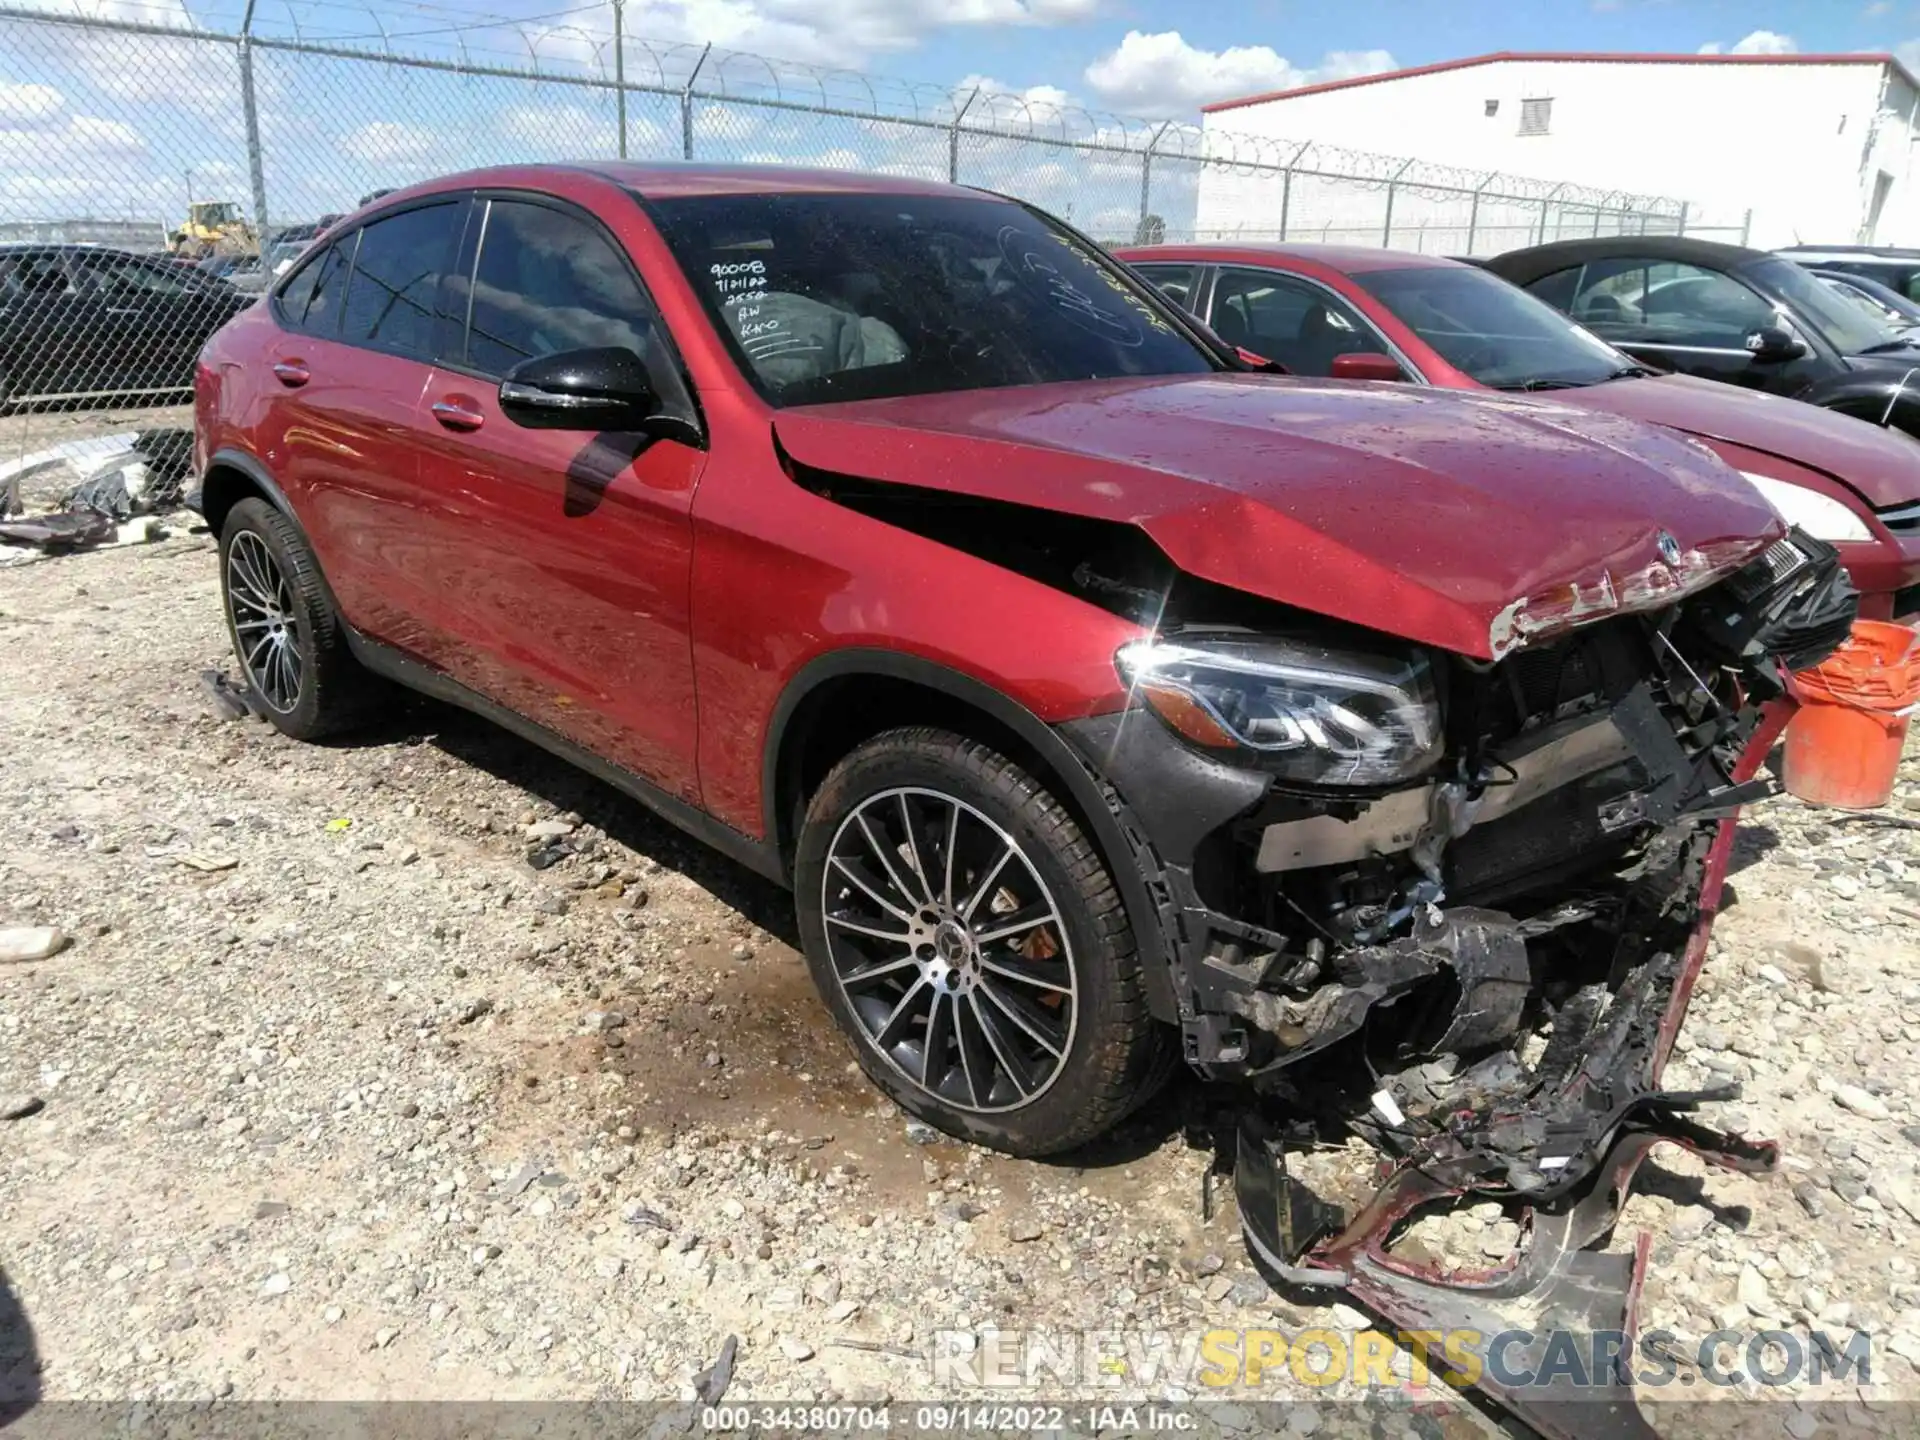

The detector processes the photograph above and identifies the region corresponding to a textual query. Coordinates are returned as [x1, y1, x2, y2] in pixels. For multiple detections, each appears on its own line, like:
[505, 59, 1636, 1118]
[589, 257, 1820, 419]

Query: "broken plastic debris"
[0, 428, 194, 556]
[326, 818, 354, 832]
[1370, 1089, 1406, 1127]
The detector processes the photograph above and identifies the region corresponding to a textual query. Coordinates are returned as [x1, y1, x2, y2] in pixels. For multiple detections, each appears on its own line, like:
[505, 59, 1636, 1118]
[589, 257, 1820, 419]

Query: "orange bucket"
[1782, 620, 1920, 809]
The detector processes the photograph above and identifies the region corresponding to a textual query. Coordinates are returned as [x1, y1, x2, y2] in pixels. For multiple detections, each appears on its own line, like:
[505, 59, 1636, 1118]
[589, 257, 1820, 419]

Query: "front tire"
[794, 727, 1168, 1156]
[218, 497, 380, 740]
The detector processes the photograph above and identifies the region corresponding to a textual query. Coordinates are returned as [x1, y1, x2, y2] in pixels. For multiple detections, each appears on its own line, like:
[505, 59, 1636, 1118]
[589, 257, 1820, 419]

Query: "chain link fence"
[0, 0, 1693, 473]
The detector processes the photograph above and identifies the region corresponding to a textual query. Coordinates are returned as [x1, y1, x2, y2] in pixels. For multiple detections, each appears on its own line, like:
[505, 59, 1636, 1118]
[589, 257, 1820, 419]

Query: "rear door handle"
[431, 397, 484, 432]
[271, 360, 309, 387]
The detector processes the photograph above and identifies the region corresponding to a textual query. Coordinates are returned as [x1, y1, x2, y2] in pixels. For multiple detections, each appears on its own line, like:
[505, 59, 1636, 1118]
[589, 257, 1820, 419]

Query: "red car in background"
[1118, 243, 1920, 621]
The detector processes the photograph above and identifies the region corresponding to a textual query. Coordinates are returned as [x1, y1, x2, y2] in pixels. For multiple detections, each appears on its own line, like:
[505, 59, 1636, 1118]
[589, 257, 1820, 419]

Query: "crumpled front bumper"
[1229, 701, 1795, 1438]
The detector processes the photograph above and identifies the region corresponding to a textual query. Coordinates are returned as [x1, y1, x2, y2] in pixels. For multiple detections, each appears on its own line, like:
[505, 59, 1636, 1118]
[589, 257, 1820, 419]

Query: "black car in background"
[1810, 268, 1920, 332]
[0, 243, 255, 409]
[1778, 244, 1920, 302]
[1485, 236, 1920, 440]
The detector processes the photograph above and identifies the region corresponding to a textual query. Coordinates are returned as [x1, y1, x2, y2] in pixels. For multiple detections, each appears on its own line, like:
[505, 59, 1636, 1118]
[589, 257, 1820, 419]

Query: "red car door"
[409, 194, 706, 803]
[255, 204, 464, 646]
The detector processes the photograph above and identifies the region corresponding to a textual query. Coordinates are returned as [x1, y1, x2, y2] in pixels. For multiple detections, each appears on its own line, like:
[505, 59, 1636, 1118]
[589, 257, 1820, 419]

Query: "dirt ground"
[2, 464, 1919, 1435]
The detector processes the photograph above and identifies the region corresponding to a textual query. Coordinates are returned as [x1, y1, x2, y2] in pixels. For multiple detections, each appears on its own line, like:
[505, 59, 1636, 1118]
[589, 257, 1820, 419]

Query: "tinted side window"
[1523, 266, 1581, 314]
[76, 254, 199, 299]
[0, 252, 81, 298]
[275, 244, 326, 321]
[1560, 258, 1773, 348]
[277, 238, 352, 336]
[341, 203, 462, 357]
[1211, 267, 1386, 376]
[1134, 264, 1200, 311]
[460, 198, 689, 413]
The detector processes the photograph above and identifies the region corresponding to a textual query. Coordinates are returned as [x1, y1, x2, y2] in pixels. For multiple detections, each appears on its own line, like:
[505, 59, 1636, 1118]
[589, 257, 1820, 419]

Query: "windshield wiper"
[1498, 378, 1589, 391]
[1857, 335, 1920, 355]
[1603, 364, 1653, 380]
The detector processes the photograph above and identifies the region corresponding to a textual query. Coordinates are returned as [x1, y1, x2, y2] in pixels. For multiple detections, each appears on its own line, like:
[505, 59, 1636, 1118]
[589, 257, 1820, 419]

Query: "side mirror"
[1236, 344, 1289, 374]
[1330, 352, 1406, 382]
[1745, 326, 1807, 363]
[499, 346, 662, 431]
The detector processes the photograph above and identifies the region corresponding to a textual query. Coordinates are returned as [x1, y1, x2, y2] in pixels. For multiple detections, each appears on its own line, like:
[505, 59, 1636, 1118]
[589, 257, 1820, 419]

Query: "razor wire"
[0, 0, 1692, 471]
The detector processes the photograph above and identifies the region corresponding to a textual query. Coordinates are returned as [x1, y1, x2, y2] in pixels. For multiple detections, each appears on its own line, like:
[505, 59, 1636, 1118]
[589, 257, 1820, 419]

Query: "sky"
[7, 0, 1920, 236]
[450, 0, 1920, 118]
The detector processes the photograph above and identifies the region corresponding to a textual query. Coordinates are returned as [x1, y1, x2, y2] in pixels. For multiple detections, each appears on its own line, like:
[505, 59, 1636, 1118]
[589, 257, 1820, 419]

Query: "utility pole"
[612, 0, 627, 159]
[239, 0, 271, 243]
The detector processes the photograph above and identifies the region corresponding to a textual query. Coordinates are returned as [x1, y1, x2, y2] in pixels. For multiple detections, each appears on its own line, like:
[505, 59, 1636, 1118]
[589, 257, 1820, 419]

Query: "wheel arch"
[763, 649, 1178, 1022]
[199, 447, 296, 538]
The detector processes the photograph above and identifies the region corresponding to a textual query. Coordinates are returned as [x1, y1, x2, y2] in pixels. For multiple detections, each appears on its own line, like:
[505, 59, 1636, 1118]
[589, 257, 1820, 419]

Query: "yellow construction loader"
[168, 201, 258, 260]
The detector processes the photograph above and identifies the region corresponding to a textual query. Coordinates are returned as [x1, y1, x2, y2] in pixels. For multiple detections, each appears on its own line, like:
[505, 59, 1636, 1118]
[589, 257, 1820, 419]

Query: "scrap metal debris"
[692, 1333, 739, 1404]
[200, 668, 267, 722]
[0, 428, 193, 560]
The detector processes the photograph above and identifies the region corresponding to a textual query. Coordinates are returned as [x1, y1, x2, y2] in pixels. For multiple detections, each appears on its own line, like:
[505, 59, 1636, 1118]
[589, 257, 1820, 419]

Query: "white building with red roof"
[1196, 51, 1920, 251]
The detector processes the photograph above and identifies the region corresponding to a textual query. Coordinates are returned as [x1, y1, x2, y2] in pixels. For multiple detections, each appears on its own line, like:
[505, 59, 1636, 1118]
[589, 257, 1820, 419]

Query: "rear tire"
[794, 726, 1171, 1157]
[218, 497, 382, 740]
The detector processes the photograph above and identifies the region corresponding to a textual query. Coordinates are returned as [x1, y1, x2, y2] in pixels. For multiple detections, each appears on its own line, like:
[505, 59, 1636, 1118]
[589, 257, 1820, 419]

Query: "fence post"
[612, 0, 626, 158]
[680, 42, 711, 161]
[1381, 158, 1413, 246]
[1278, 140, 1312, 241]
[1741, 208, 1752, 246]
[1139, 120, 1171, 235]
[1536, 183, 1566, 246]
[948, 87, 980, 184]
[237, 0, 270, 243]
[1676, 201, 1689, 237]
[1464, 171, 1496, 255]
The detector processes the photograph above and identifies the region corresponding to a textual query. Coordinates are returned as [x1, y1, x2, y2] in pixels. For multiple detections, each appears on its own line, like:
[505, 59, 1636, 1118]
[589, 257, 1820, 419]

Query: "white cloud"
[339, 120, 437, 163]
[496, 102, 671, 157]
[67, 113, 144, 154]
[1866, 1, 1894, 16]
[955, 73, 1075, 114]
[1697, 30, 1798, 55]
[588, 0, 1098, 69]
[0, 82, 64, 126]
[1083, 30, 1396, 117]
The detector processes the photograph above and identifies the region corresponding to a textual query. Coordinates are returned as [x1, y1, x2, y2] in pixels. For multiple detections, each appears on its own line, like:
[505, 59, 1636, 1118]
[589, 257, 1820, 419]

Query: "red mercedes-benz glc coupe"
[193, 167, 1849, 1245]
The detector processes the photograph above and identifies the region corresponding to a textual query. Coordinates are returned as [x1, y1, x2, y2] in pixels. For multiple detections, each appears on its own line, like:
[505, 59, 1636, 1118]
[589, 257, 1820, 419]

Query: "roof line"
[1200, 49, 1917, 114]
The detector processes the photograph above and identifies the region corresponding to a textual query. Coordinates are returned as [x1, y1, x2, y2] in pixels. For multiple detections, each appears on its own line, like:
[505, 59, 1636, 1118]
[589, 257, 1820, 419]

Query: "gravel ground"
[3, 507, 1920, 1434]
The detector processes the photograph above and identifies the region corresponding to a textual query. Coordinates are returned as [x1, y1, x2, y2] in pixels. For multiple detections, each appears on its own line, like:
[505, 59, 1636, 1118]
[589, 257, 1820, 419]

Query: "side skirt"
[344, 628, 787, 887]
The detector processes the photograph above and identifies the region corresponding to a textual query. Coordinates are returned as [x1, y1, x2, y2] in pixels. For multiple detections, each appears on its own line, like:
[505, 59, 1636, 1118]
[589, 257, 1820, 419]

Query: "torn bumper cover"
[1060, 529, 1855, 1434]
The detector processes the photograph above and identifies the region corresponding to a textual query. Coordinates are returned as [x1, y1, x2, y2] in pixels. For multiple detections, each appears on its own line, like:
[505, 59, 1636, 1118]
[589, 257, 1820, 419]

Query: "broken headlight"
[1116, 635, 1443, 784]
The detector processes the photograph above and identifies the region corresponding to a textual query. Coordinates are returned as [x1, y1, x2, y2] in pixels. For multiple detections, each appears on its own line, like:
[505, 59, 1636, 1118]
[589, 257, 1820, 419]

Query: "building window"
[1518, 97, 1552, 135]
[1484, 98, 1500, 116]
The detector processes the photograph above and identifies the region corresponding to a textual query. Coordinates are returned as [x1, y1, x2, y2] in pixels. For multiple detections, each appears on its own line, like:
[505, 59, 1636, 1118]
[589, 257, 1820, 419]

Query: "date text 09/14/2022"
[700, 1406, 1197, 1433]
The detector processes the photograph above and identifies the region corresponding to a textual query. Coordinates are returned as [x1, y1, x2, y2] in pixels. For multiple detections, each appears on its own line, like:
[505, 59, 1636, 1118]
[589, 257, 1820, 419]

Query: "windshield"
[1354, 264, 1631, 389]
[644, 191, 1216, 406]
[1747, 256, 1903, 355]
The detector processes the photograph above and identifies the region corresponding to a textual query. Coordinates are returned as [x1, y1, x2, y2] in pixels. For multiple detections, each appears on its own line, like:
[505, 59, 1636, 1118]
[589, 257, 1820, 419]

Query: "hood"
[775, 374, 1784, 660]
[1564, 372, 1920, 507]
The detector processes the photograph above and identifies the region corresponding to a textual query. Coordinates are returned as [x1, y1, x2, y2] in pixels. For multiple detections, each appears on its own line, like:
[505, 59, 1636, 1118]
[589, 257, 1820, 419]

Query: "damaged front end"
[1060, 528, 1856, 1434]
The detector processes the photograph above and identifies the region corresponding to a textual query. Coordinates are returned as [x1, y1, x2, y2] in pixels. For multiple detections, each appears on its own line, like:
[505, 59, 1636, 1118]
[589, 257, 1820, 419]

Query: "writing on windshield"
[649, 190, 1212, 406]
